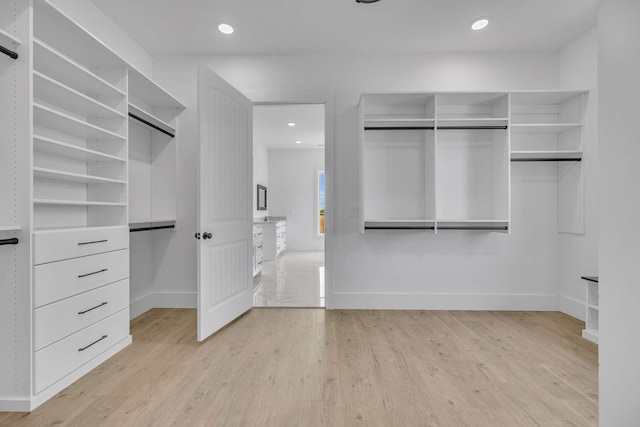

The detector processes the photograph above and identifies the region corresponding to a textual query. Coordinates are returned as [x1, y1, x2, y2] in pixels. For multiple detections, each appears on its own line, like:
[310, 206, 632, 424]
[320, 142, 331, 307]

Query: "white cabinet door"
[196, 66, 253, 342]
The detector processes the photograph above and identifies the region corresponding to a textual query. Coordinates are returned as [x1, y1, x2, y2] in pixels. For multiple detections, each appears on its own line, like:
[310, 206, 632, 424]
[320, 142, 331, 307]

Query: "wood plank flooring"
[0, 309, 598, 426]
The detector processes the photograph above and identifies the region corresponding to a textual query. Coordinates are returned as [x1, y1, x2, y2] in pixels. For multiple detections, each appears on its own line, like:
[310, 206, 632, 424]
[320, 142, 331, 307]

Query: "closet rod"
[130, 225, 175, 233]
[128, 113, 175, 138]
[438, 226, 508, 231]
[0, 238, 19, 246]
[438, 126, 508, 130]
[364, 127, 435, 131]
[365, 226, 435, 230]
[511, 158, 582, 162]
[0, 45, 18, 60]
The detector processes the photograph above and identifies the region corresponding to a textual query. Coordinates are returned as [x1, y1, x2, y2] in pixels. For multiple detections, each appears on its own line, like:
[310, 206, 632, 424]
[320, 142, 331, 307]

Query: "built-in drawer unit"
[34, 249, 129, 307]
[34, 308, 129, 394]
[34, 279, 129, 350]
[34, 226, 129, 265]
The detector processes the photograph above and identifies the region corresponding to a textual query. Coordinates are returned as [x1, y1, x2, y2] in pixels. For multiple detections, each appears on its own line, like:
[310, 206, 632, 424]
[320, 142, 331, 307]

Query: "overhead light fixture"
[288, 122, 296, 127]
[218, 23, 234, 35]
[356, 0, 380, 3]
[471, 18, 489, 31]
[295, 140, 302, 144]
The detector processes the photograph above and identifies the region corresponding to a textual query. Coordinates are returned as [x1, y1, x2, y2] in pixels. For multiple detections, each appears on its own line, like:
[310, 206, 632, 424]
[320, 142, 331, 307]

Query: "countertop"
[253, 217, 286, 225]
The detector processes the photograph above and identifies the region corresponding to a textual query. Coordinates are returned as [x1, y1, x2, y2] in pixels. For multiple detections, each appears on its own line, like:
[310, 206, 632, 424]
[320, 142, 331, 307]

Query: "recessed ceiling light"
[288, 122, 296, 127]
[471, 18, 489, 31]
[295, 140, 302, 144]
[218, 23, 234, 35]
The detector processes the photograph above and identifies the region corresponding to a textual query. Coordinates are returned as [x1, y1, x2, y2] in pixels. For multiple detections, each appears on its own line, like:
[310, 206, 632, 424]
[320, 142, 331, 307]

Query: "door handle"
[203, 232, 212, 240]
[195, 233, 201, 239]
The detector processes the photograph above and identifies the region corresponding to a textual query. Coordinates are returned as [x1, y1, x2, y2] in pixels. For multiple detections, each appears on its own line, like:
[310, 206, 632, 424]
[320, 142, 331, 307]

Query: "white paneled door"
[197, 66, 253, 342]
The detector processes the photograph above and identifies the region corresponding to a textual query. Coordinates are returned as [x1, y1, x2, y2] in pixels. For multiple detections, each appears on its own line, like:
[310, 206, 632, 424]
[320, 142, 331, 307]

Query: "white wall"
[253, 138, 269, 218]
[598, 0, 640, 423]
[557, 28, 599, 320]
[48, 0, 152, 76]
[269, 149, 324, 251]
[152, 52, 565, 309]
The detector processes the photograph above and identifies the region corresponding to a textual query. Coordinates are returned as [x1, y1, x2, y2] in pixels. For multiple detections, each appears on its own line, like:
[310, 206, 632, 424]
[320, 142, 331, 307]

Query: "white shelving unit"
[511, 91, 588, 234]
[359, 90, 587, 234]
[0, 0, 183, 412]
[359, 92, 510, 232]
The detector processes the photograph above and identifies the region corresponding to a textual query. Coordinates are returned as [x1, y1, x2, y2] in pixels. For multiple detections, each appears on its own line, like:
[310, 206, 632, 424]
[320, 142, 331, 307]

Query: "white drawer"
[34, 249, 129, 308]
[34, 226, 129, 265]
[35, 279, 129, 350]
[35, 308, 129, 394]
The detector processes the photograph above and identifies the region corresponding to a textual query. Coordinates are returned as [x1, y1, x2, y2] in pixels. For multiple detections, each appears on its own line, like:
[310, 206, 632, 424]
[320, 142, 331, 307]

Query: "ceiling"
[91, 0, 597, 56]
[254, 104, 325, 150]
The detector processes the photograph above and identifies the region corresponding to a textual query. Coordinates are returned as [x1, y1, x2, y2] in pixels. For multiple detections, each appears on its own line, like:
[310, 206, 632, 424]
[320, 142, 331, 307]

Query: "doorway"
[251, 104, 326, 307]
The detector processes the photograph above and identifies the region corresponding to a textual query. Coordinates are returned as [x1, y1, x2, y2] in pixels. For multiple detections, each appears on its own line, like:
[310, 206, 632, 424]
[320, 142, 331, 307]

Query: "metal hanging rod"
[0, 238, 19, 246]
[438, 126, 508, 130]
[365, 126, 435, 131]
[128, 113, 175, 138]
[0, 45, 18, 60]
[130, 225, 175, 233]
[365, 226, 435, 230]
[511, 158, 582, 162]
[438, 226, 508, 231]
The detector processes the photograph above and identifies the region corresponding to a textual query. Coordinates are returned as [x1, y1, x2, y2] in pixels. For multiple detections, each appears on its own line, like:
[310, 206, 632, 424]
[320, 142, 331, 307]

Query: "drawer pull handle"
[78, 302, 108, 315]
[78, 335, 108, 352]
[78, 239, 108, 246]
[78, 268, 108, 278]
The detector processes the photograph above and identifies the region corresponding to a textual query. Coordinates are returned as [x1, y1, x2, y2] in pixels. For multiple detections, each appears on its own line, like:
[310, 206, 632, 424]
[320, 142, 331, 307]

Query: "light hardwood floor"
[0, 309, 598, 426]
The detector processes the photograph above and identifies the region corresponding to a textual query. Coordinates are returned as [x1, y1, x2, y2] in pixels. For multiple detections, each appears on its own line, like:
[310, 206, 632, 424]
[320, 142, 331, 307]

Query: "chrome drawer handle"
[78, 335, 108, 352]
[78, 301, 108, 315]
[78, 268, 108, 278]
[78, 239, 108, 246]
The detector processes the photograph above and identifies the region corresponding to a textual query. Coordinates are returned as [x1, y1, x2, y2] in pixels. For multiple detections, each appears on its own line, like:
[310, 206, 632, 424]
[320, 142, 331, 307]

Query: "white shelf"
[34, 103, 126, 142]
[129, 103, 176, 136]
[33, 71, 125, 120]
[511, 151, 583, 161]
[0, 28, 22, 46]
[33, 167, 126, 185]
[34, 199, 126, 207]
[364, 118, 435, 129]
[437, 118, 509, 128]
[511, 123, 582, 134]
[34, 135, 126, 163]
[0, 225, 22, 232]
[33, 38, 125, 98]
[510, 91, 587, 105]
[129, 70, 185, 109]
[129, 218, 176, 225]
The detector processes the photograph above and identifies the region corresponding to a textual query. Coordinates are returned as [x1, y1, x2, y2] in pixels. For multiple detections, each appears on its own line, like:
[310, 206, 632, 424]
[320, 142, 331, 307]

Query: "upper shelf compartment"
[129, 103, 176, 138]
[510, 91, 587, 125]
[360, 93, 436, 127]
[436, 93, 509, 120]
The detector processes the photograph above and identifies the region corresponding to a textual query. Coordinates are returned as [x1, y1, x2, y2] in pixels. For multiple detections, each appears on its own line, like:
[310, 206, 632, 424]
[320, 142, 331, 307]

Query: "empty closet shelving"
[359, 94, 436, 231]
[359, 92, 510, 232]
[128, 71, 183, 229]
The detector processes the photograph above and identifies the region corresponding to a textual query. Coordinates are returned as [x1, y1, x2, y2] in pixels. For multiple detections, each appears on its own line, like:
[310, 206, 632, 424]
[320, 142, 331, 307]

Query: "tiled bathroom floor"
[253, 251, 325, 307]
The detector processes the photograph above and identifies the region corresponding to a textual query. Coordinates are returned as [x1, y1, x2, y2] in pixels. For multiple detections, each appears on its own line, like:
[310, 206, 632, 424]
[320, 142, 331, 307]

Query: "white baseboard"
[130, 292, 197, 319]
[559, 295, 586, 321]
[331, 292, 560, 311]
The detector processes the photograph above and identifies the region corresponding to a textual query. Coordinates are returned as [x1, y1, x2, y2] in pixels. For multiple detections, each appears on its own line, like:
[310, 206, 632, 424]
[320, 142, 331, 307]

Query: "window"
[317, 169, 325, 236]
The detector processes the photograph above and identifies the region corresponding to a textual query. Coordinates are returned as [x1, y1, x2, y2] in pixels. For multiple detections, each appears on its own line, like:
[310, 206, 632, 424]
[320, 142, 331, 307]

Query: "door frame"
[248, 89, 335, 309]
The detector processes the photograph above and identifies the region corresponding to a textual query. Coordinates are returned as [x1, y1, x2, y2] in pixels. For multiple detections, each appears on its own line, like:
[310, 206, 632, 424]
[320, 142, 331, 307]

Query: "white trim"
[332, 292, 559, 311]
[130, 292, 197, 319]
[559, 295, 585, 321]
